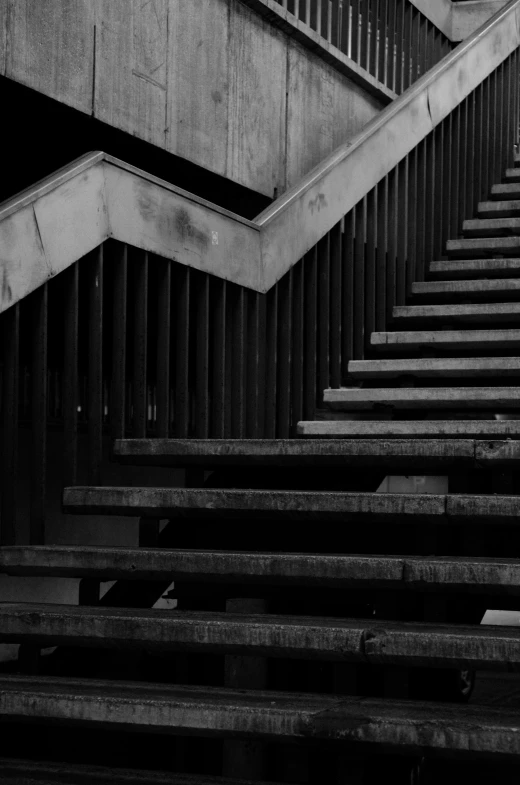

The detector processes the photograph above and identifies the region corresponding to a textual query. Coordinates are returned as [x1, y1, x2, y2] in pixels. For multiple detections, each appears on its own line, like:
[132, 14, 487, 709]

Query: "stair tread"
[478, 200, 520, 217]
[446, 237, 520, 257]
[393, 303, 520, 323]
[1, 675, 520, 756]
[1, 602, 519, 669]
[112, 437, 477, 466]
[491, 183, 520, 199]
[371, 328, 520, 351]
[504, 168, 520, 181]
[63, 487, 520, 523]
[430, 260, 520, 279]
[297, 420, 520, 438]
[348, 357, 520, 378]
[463, 217, 520, 236]
[3, 546, 520, 593]
[324, 387, 520, 409]
[412, 280, 520, 300]
[0, 760, 266, 785]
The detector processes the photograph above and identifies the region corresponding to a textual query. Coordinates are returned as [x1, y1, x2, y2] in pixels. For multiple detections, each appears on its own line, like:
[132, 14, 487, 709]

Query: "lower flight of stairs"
[6, 165, 520, 784]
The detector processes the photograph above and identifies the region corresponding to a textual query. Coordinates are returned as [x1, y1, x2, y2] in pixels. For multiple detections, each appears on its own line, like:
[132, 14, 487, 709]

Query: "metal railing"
[1, 2, 520, 545]
[273, 0, 453, 92]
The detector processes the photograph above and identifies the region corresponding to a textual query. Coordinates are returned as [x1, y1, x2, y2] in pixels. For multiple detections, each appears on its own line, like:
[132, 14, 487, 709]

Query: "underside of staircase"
[6, 158, 520, 784]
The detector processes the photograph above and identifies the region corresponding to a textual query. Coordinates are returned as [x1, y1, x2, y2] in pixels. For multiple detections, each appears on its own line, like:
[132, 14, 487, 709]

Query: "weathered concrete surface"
[412, 280, 520, 302]
[476, 440, 520, 464]
[62, 487, 447, 522]
[447, 495, 520, 523]
[452, 0, 511, 40]
[0, 760, 273, 785]
[113, 438, 476, 467]
[463, 217, 520, 237]
[1, 603, 519, 670]
[297, 420, 520, 438]
[393, 302, 520, 324]
[348, 357, 520, 379]
[505, 169, 520, 182]
[371, 328, 520, 352]
[3, 547, 520, 596]
[446, 237, 520, 257]
[492, 184, 520, 200]
[478, 200, 520, 218]
[324, 387, 520, 410]
[2, 676, 520, 757]
[430, 259, 520, 279]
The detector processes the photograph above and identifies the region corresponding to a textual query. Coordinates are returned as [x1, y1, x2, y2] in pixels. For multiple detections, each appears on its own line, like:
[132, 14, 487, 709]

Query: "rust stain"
[308, 193, 328, 215]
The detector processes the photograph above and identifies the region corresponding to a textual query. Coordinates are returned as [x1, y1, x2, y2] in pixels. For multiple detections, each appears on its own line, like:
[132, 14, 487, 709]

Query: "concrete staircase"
[6, 166, 520, 782]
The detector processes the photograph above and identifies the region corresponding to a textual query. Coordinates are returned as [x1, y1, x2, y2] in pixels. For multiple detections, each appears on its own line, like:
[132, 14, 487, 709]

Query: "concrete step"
[411, 280, 520, 302]
[62, 487, 520, 525]
[478, 200, 520, 218]
[297, 419, 520, 439]
[392, 303, 520, 325]
[324, 387, 520, 410]
[429, 259, 520, 279]
[0, 760, 269, 785]
[112, 438, 476, 468]
[63, 486, 448, 522]
[446, 237, 520, 257]
[348, 357, 520, 379]
[371, 328, 520, 352]
[3, 547, 520, 595]
[505, 168, 520, 182]
[463, 217, 520, 237]
[2, 603, 520, 670]
[2, 676, 520, 758]
[491, 183, 520, 200]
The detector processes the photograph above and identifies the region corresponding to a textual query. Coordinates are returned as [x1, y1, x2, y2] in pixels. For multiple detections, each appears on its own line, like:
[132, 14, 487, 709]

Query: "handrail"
[1, 0, 520, 312]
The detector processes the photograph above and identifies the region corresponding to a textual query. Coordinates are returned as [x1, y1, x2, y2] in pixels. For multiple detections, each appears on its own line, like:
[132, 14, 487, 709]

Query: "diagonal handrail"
[1, 0, 519, 314]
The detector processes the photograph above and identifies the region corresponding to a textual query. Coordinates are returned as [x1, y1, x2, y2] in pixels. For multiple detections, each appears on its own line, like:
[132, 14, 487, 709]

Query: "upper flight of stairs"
[6, 162, 520, 784]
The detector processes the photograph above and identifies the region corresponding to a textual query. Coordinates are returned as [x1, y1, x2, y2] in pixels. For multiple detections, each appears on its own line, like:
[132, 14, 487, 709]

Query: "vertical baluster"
[497, 63, 506, 176]
[246, 290, 262, 438]
[305, 0, 312, 26]
[354, 198, 366, 358]
[450, 107, 461, 240]
[194, 271, 210, 439]
[376, 183, 387, 332]
[211, 278, 227, 439]
[473, 85, 484, 206]
[87, 248, 103, 488]
[131, 249, 148, 438]
[396, 159, 408, 304]
[291, 262, 305, 429]
[394, 0, 405, 94]
[481, 77, 491, 202]
[415, 140, 427, 281]
[505, 56, 513, 168]
[418, 12, 427, 77]
[330, 0, 339, 48]
[316, 0, 322, 35]
[386, 169, 397, 320]
[277, 272, 293, 437]
[341, 213, 354, 376]
[110, 244, 127, 442]
[387, 0, 396, 91]
[174, 266, 190, 438]
[406, 149, 418, 295]
[423, 132, 435, 275]
[377, 0, 387, 86]
[368, 0, 378, 78]
[256, 295, 267, 437]
[63, 264, 79, 488]
[231, 287, 246, 439]
[434, 123, 445, 263]
[365, 188, 377, 340]
[359, 0, 369, 72]
[340, 0, 351, 58]
[402, 1, 412, 91]
[465, 93, 476, 223]
[1, 303, 19, 545]
[265, 285, 278, 436]
[317, 235, 331, 395]
[303, 249, 318, 417]
[32, 285, 48, 543]
[156, 258, 171, 437]
[329, 223, 342, 389]
[411, 7, 420, 83]
[350, 0, 359, 64]
[294, 0, 300, 20]
[458, 99, 468, 227]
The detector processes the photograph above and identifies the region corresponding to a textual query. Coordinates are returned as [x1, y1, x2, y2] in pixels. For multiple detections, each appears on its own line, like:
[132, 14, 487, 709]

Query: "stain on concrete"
[308, 193, 328, 215]
[1, 268, 12, 304]
[135, 180, 209, 252]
